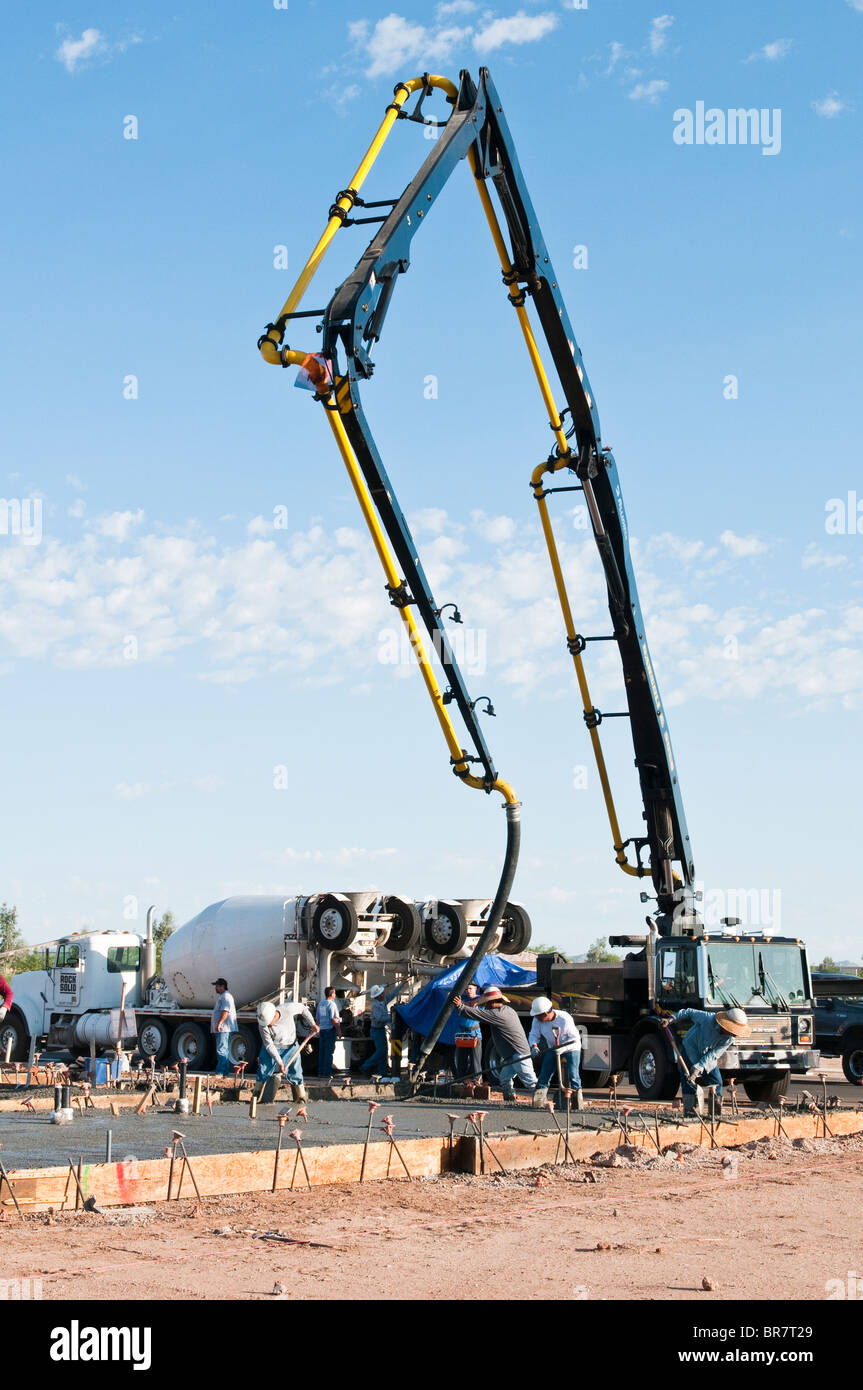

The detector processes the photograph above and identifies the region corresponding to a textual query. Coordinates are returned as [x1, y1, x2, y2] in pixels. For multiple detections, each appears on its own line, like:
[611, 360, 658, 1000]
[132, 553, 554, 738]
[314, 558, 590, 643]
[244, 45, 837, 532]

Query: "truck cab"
[535, 928, 818, 1104]
[4, 932, 143, 1062]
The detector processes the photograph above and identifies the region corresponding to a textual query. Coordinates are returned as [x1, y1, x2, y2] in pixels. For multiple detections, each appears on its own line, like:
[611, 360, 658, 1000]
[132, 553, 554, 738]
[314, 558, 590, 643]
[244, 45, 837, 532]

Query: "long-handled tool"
[258, 1033, 316, 1103]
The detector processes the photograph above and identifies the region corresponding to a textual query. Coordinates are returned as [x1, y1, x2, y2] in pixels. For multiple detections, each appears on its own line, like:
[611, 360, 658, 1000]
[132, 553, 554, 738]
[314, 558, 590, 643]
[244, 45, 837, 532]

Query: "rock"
[702, 1276, 716, 1291]
[272, 1281, 287, 1296]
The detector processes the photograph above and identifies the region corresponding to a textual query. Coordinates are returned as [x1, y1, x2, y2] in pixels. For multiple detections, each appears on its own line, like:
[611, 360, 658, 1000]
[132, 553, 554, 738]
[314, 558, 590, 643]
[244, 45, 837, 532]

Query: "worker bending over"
[256, 1000, 319, 1102]
[454, 987, 537, 1102]
[668, 1007, 750, 1115]
[529, 996, 582, 1102]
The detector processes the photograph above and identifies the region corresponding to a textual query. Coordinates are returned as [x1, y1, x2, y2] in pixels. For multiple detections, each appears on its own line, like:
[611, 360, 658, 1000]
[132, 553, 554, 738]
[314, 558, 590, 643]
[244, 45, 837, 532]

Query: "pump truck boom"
[258, 69, 817, 1097]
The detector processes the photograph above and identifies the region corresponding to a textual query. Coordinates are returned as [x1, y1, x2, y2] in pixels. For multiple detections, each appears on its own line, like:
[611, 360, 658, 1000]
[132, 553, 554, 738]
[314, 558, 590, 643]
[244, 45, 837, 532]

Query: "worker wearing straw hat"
[670, 1007, 751, 1115]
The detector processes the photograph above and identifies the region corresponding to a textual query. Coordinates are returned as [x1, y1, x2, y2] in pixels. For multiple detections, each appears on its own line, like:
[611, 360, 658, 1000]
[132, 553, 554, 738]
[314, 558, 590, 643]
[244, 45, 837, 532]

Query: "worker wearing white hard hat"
[360, 982, 401, 1077]
[256, 998, 320, 1101]
[666, 1006, 751, 1115]
[528, 996, 582, 1102]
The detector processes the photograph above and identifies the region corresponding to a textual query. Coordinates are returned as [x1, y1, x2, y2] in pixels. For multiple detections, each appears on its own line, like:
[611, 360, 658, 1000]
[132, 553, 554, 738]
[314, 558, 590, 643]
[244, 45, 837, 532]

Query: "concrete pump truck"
[257, 69, 818, 1098]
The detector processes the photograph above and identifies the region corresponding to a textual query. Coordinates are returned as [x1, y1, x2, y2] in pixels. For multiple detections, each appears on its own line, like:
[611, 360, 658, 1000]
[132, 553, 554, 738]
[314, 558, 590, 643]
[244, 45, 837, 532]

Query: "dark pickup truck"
[812, 972, 863, 1084]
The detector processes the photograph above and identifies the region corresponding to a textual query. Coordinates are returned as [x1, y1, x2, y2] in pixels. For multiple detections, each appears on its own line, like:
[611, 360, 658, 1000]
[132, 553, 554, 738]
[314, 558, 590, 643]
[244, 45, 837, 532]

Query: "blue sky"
[1, 0, 861, 963]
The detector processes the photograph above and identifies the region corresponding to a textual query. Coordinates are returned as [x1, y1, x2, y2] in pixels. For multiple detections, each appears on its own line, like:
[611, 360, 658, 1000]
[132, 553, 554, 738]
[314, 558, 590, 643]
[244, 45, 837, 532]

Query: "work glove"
[0, 1006, 7, 1021]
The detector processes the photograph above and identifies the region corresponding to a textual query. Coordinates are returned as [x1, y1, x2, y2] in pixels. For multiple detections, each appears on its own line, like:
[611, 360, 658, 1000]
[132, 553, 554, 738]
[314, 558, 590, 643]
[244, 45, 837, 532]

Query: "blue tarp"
[395, 956, 536, 1045]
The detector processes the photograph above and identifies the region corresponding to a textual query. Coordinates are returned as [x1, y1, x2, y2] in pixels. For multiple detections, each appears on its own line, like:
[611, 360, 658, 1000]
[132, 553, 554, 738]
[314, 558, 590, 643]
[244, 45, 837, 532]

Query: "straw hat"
[716, 1008, 751, 1038]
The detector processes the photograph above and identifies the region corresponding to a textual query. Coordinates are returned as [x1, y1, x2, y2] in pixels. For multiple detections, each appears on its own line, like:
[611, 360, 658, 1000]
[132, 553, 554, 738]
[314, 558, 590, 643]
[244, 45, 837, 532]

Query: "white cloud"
[68, 499, 86, 520]
[247, 515, 274, 538]
[54, 27, 140, 74]
[116, 781, 149, 800]
[473, 10, 558, 51]
[802, 543, 849, 570]
[846, 0, 863, 11]
[648, 14, 674, 56]
[436, 0, 477, 16]
[471, 511, 517, 544]
[65, 473, 84, 490]
[719, 530, 768, 558]
[56, 28, 107, 73]
[629, 80, 668, 103]
[605, 40, 626, 74]
[812, 91, 850, 118]
[745, 37, 792, 63]
[94, 509, 145, 542]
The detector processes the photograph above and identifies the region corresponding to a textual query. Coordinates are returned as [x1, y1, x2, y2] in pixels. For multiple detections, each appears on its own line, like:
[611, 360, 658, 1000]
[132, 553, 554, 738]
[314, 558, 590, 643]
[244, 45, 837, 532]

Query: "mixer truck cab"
[2, 931, 143, 1063]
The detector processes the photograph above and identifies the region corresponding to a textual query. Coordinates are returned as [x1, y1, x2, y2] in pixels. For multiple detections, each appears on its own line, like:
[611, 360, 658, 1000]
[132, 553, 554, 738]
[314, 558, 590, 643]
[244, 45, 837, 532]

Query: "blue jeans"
[214, 1030, 234, 1076]
[361, 1026, 390, 1074]
[257, 1044, 304, 1085]
[680, 1063, 722, 1106]
[536, 1048, 582, 1090]
[498, 1055, 537, 1098]
[318, 1027, 337, 1078]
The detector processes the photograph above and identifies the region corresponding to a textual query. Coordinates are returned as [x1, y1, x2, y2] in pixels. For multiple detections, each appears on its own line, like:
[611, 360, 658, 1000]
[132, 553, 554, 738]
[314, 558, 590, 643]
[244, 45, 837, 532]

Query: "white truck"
[3, 891, 531, 1071]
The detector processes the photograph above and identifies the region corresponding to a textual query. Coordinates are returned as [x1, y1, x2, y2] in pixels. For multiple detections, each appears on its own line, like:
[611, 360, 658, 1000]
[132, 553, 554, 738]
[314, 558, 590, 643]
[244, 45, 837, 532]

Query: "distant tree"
[0, 902, 45, 975]
[153, 911, 175, 974]
[586, 936, 621, 963]
[815, 956, 841, 974]
[532, 943, 570, 960]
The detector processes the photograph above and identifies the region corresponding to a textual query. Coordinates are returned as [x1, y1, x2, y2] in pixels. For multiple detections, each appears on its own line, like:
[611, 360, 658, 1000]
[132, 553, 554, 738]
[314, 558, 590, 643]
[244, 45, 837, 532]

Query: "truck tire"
[310, 894, 359, 951]
[742, 1072, 790, 1104]
[0, 1010, 29, 1064]
[581, 1069, 614, 1090]
[631, 1032, 680, 1101]
[382, 895, 422, 954]
[228, 1025, 259, 1070]
[171, 1021, 211, 1067]
[423, 900, 468, 957]
[498, 902, 532, 956]
[841, 1037, 863, 1085]
[137, 1017, 170, 1062]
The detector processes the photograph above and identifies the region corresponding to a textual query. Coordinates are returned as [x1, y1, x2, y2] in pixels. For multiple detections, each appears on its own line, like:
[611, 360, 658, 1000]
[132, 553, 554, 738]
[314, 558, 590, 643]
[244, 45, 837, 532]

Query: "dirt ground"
[2, 1130, 861, 1301]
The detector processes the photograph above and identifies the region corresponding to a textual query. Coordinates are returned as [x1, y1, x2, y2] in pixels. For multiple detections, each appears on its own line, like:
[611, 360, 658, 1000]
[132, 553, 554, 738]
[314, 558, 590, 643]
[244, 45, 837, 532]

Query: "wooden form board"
[1, 1135, 455, 1212]
[461, 1107, 863, 1175]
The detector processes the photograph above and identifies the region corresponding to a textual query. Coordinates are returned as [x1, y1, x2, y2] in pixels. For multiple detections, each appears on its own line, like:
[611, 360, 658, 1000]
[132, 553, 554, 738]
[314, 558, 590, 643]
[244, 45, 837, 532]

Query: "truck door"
[656, 943, 699, 1006]
[51, 942, 82, 1009]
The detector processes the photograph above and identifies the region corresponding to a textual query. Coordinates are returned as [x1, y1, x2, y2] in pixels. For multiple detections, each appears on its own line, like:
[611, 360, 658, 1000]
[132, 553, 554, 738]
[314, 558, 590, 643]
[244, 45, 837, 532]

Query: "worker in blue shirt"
[361, 983, 401, 1076]
[669, 1007, 750, 1114]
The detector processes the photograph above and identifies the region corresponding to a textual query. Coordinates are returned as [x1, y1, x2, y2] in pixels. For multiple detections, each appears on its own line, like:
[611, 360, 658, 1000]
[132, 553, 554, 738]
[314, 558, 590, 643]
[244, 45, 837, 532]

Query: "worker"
[0, 973, 12, 1022]
[667, 1007, 751, 1114]
[256, 1000, 320, 1101]
[528, 996, 582, 1100]
[210, 977, 237, 1076]
[315, 987, 342, 1079]
[360, 983, 400, 1076]
[453, 981, 483, 1083]
[454, 986, 537, 1102]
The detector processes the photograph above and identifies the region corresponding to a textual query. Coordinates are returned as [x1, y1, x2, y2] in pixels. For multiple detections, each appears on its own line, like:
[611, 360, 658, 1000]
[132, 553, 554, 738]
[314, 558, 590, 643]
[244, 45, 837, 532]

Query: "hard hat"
[475, 987, 504, 1005]
[369, 985, 385, 999]
[716, 1008, 751, 1038]
[257, 1002, 277, 1026]
[530, 996, 554, 1017]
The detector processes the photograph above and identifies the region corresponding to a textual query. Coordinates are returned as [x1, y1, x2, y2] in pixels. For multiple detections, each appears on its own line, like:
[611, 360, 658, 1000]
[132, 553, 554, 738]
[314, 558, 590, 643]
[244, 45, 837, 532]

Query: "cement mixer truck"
[2, 891, 531, 1071]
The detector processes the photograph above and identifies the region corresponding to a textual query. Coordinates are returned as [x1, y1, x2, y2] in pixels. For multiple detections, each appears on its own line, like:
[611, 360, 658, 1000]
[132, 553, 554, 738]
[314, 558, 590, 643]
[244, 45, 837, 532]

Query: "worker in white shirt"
[315, 987, 342, 1079]
[528, 996, 582, 1100]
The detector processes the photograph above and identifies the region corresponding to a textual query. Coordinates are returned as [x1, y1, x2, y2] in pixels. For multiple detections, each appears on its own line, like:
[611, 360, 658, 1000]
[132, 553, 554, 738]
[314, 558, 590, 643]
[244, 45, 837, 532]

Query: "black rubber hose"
[411, 799, 521, 1083]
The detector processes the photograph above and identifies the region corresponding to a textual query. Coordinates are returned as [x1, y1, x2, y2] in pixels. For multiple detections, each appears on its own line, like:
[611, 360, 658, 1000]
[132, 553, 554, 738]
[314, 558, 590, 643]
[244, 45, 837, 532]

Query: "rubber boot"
[574, 1087, 585, 1112]
[292, 1083, 308, 1103]
[532, 1087, 549, 1109]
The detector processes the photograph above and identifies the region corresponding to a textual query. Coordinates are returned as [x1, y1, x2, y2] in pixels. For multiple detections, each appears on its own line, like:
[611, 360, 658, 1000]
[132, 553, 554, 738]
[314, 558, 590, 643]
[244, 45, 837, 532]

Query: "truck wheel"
[229, 1025, 259, 1070]
[137, 1017, 170, 1062]
[742, 1073, 790, 1104]
[310, 894, 359, 951]
[171, 1022, 211, 1066]
[0, 1011, 29, 1064]
[382, 895, 421, 954]
[581, 1069, 613, 1090]
[498, 902, 532, 955]
[423, 900, 468, 956]
[631, 1032, 680, 1101]
[841, 1036, 863, 1085]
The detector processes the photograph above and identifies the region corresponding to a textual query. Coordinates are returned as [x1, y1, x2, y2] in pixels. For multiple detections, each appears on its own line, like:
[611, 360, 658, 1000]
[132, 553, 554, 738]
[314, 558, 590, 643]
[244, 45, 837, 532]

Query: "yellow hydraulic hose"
[469, 151, 641, 873]
[260, 76, 458, 366]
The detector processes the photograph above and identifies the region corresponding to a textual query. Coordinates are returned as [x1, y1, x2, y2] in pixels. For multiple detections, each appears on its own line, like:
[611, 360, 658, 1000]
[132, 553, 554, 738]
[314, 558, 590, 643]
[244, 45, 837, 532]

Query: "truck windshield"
[703, 942, 808, 1007]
